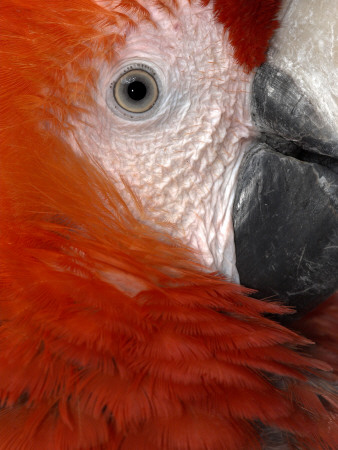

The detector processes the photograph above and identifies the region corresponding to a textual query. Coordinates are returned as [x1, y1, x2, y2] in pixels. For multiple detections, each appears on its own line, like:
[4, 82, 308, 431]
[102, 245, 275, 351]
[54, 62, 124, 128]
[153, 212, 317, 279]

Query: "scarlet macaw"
[0, 1, 337, 449]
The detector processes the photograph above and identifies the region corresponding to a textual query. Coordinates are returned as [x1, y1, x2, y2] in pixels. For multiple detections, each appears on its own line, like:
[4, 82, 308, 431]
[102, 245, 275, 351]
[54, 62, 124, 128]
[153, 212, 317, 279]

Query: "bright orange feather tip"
[0, 1, 337, 449]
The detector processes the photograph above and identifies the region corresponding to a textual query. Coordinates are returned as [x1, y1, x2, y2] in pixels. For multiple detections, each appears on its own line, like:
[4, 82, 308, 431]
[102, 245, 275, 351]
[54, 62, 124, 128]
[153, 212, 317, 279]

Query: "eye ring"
[106, 61, 164, 121]
[114, 69, 158, 113]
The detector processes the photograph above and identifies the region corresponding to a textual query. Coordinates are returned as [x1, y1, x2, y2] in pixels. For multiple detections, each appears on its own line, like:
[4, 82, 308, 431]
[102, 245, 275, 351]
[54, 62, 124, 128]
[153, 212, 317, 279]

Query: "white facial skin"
[70, 0, 255, 282]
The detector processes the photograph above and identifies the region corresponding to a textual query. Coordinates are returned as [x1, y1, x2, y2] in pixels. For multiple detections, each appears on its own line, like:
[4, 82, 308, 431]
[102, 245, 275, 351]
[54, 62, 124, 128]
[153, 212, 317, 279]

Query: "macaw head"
[0, 0, 337, 448]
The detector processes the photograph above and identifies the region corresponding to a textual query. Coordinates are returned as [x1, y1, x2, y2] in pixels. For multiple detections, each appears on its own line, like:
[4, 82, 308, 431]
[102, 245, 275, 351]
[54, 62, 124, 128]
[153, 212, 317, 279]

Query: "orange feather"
[0, 1, 337, 449]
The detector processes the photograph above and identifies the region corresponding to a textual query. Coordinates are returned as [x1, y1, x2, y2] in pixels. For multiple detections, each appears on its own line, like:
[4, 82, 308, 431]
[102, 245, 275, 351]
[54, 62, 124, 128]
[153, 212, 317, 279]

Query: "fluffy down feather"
[0, 1, 337, 449]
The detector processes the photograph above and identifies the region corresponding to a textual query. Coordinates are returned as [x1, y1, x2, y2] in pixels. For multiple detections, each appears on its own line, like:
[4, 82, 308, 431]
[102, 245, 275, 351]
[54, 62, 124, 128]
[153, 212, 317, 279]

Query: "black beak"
[233, 63, 338, 319]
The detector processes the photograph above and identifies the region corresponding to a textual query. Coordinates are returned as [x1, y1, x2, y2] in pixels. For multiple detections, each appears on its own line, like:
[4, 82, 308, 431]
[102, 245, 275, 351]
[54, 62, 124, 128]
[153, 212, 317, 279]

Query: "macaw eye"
[106, 61, 164, 120]
[113, 69, 158, 114]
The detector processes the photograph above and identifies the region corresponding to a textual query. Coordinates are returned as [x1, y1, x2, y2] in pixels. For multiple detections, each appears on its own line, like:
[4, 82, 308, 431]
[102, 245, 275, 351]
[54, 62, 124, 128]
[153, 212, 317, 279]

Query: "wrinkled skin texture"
[70, 0, 338, 306]
[71, 1, 254, 282]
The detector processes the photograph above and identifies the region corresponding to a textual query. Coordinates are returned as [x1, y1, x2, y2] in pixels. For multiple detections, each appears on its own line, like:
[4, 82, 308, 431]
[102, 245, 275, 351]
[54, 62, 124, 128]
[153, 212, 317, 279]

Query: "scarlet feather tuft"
[206, 0, 282, 71]
[0, 1, 337, 449]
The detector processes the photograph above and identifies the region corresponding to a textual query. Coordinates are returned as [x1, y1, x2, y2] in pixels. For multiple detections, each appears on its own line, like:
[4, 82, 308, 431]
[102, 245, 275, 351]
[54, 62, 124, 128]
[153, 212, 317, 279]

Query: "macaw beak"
[233, 62, 338, 318]
[229, 0, 338, 318]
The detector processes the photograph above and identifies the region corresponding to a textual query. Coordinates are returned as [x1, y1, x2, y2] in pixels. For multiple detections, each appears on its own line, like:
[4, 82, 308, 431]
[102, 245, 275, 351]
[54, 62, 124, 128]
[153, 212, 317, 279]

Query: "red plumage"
[0, 1, 337, 448]
[207, 0, 282, 70]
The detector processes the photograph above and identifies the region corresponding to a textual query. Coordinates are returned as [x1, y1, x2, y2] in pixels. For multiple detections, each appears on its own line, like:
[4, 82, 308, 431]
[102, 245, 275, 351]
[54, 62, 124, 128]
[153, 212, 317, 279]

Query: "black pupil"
[128, 81, 147, 101]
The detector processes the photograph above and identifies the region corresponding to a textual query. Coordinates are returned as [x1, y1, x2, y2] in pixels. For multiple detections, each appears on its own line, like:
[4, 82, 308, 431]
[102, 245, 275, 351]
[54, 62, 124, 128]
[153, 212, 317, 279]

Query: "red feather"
[204, 0, 282, 71]
[0, 1, 337, 449]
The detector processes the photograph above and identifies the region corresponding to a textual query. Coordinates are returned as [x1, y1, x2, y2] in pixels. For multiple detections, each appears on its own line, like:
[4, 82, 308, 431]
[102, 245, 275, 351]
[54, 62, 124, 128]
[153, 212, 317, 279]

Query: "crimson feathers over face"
[0, 1, 337, 449]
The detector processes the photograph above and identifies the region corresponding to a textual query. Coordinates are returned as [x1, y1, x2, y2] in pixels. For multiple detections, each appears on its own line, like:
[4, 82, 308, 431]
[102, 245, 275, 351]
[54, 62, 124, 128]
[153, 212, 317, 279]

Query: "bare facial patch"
[70, 0, 255, 281]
